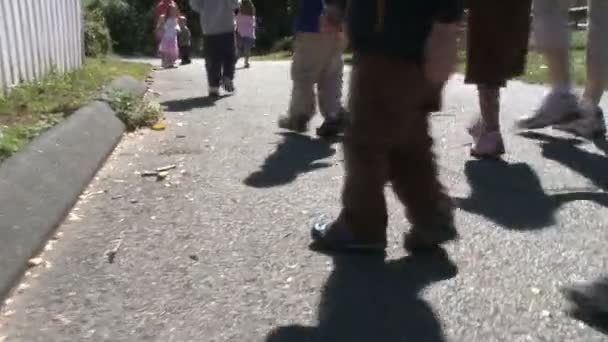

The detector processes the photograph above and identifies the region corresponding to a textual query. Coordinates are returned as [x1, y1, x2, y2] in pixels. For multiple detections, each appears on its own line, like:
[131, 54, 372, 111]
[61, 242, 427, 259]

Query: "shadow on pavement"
[593, 138, 608, 156]
[520, 132, 608, 191]
[265, 249, 457, 342]
[453, 159, 557, 230]
[455, 134, 608, 230]
[244, 132, 336, 188]
[161, 95, 228, 112]
[563, 275, 608, 335]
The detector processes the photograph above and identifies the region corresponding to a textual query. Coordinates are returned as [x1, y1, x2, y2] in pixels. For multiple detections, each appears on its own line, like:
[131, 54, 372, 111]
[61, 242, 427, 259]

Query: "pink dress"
[159, 16, 180, 62]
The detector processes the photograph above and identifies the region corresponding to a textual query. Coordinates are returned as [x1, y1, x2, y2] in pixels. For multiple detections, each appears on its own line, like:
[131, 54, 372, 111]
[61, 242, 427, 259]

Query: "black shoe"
[222, 77, 235, 93]
[278, 115, 309, 133]
[404, 221, 458, 253]
[311, 221, 386, 253]
[316, 118, 344, 138]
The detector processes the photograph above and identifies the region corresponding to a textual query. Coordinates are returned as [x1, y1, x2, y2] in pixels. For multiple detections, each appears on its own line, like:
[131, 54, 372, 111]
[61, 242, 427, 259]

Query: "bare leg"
[582, 0, 608, 107]
[478, 85, 500, 131]
[516, 0, 579, 130]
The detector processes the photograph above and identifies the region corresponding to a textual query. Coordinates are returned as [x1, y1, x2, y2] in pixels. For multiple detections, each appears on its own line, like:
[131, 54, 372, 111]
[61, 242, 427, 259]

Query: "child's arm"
[424, 0, 464, 86]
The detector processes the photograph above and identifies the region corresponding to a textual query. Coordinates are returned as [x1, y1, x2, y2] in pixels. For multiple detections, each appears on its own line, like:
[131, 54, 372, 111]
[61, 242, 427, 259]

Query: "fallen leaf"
[106, 237, 123, 264]
[152, 122, 167, 131]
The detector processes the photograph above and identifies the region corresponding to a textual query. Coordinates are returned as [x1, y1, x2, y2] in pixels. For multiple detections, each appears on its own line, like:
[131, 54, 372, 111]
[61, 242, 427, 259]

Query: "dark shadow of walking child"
[244, 132, 336, 188]
[265, 249, 457, 342]
[454, 134, 608, 231]
[453, 159, 558, 230]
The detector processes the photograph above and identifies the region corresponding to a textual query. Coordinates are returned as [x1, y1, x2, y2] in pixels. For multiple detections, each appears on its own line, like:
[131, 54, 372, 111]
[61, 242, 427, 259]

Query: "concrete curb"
[0, 76, 147, 301]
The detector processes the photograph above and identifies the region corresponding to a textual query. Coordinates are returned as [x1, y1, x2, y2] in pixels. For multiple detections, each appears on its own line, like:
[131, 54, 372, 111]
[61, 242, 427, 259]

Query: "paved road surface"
[1, 60, 607, 341]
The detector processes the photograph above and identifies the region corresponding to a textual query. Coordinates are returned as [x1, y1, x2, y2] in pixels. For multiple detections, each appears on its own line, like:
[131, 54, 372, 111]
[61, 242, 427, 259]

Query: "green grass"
[0, 57, 152, 161]
[255, 30, 590, 86]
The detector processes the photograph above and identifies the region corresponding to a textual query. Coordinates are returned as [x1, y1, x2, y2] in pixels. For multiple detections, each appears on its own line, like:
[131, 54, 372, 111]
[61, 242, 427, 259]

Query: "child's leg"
[316, 35, 346, 137]
[478, 85, 501, 132]
[244, 45, 251, 66]
[313, 55, 392, 248]
[221, 32, 237, 81]
[469, 85, 505, 158]
[388, 108, 456, 251]
[203, 35, 223, 93]
[583, 0, 608, 107]
[318, 36, 344, 121]
[517, 0, 579, 129]
[280, 33, 323, 130]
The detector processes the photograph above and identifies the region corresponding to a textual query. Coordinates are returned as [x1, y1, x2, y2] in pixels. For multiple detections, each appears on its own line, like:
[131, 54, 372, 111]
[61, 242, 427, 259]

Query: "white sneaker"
[515, 91, 580, 130]
[553, 103, 607, 139]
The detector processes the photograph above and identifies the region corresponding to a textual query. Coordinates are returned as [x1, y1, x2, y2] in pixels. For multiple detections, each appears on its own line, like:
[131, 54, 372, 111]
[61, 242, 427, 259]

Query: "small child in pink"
[156, 4, 181, 68]
[236, 0, 256, 68]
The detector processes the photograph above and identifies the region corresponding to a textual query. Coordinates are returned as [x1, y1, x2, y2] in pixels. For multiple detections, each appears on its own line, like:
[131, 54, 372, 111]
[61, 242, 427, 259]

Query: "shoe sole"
[470, 147, 505, 159]
[311, 224, 386, 253]
[517, 111, 581, 130]
[403, 229, 459, 253]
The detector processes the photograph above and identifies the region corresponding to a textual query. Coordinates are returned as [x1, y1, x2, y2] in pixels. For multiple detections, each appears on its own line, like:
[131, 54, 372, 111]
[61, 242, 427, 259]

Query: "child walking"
[236, 0, 256, 68]
[178, 16, 192, 65]
[156, 3, 181, 68]
[311, 0, 463, 253]
[189, 0, 240, 97]
[278, 0, 348, 139]
[465, 0, 532, 158]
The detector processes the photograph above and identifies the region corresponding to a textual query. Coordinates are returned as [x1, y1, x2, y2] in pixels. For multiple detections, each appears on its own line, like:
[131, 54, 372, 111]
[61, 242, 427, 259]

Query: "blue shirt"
[294, 0, 323, 33]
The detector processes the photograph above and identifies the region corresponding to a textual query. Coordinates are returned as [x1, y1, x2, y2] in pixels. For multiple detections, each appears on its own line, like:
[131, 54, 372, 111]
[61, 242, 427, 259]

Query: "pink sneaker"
[470, 130, 505, 159]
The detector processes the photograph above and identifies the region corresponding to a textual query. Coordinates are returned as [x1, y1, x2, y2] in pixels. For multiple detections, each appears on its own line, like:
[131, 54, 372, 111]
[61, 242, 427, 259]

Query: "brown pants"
[336, 55, 451, 242]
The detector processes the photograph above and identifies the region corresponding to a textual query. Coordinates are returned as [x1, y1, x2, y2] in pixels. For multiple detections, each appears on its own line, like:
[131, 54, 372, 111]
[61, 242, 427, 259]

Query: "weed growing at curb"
[0, 58, 151, 162]
[109, 92, 161, 132]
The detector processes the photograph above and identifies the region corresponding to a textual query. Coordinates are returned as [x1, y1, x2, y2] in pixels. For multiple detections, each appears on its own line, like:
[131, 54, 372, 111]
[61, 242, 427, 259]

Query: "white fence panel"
[0, 0, 83, 91]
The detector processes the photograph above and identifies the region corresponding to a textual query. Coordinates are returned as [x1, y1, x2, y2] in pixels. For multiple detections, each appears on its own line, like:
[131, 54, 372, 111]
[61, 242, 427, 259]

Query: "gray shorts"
[238, 35, 255, 53]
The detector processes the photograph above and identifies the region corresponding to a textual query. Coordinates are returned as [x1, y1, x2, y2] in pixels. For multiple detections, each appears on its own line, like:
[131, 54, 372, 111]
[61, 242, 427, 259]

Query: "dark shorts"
[465, 0, 532, 87]
[237, 35, 255, 53]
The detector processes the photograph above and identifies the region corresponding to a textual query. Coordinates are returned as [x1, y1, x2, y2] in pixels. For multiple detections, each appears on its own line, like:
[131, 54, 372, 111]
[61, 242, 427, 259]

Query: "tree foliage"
[86, 0, 295, 55]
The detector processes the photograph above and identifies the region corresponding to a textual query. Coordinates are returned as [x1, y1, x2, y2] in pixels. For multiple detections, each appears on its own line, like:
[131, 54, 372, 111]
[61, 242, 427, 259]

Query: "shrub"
[109, 92, 161, 132]
[84, 7, 112, 57]
[87, 0, 156, 55]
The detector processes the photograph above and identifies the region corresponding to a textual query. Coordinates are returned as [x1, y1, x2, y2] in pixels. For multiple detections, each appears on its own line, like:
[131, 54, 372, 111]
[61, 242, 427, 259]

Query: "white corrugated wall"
[0, 0, 83, 91]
